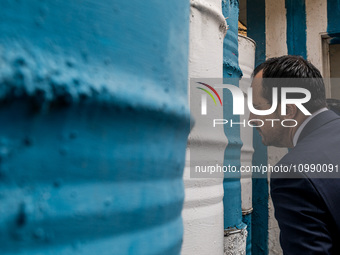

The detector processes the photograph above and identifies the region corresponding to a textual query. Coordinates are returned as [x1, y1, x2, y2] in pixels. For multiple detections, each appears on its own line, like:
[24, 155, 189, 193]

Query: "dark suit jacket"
[271, 110, 340, 254]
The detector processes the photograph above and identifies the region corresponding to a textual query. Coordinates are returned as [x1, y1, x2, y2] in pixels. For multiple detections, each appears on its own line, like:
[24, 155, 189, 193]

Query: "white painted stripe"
[306, 0, 328, 75]
[265, 0, 288, 58]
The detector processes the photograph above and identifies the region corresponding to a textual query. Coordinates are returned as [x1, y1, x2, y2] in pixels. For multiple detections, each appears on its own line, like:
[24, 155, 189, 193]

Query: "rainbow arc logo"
[196, 82, 222, 115]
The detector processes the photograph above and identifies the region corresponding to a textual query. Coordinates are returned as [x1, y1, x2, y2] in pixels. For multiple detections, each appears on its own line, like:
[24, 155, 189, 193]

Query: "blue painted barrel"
[222, 0, 247, 253]
[0, 1, 190, 254]
[222, 0, 243, 226]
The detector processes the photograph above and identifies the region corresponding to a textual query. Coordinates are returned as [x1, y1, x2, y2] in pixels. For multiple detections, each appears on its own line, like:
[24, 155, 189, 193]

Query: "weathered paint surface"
[285, 0, 307, 58]
[223, 0, 243, 79]
[265, 0, 287, 58]
[327, 0, 340, 36]
[246, 0, 269, 254]
[327, 0, 340, 48]
[247, 0, 266, 66]
[0, 1, 190, 254]
[222, 0, 243, 227]
[268, 184, 283, 255]
[222, 0, 247, 254]
[242, 214, 252, 254]
[182, 0, 227, 254]
[306, 0, 327, 75]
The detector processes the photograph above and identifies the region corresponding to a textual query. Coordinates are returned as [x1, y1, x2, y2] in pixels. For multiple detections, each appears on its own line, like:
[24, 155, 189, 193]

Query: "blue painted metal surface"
[0, 1, 190, 254]
[327, 0, 340, 36]
[247, 0, 269, 254]
[250, 133, 269, 255]
[327, 0, 340, 45]
[247, 0, 266, 67]
[285, 0, 307, 58]
[242, 214, 252, 254]
[223, 0, 243, 79]
[222, 0, 245, 232]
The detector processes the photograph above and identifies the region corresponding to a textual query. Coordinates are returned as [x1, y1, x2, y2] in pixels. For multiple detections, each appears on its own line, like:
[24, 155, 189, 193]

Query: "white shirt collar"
[293, 107, 328, 146]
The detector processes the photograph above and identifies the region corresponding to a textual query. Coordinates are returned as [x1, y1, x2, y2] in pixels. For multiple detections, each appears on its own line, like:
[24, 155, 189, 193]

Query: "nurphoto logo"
[196, 82, 311, 116]
[195, 79, 312, 128]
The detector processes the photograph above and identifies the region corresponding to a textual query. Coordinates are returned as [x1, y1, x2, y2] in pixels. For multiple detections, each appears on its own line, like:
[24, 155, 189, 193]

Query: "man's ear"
[285, 104, 298, 119]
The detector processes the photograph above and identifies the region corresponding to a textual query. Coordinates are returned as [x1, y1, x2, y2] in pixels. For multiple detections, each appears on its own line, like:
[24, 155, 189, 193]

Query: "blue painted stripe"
[222, 0, 245, 232]
[243, 214, 252, 254]
[247, 0, 269, 254]
[327, 0, 340, 45]
[285, 0, 307, 58]
[327, 0, 340, 36]
[251, 134, 269, 255]
[223, 0, 243, 78]
[327, 0, 340, 44]
[247, 0, 266, 68]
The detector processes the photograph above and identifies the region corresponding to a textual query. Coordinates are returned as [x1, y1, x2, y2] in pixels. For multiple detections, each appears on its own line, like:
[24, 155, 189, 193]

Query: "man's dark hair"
[252, 55, 327, 113]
